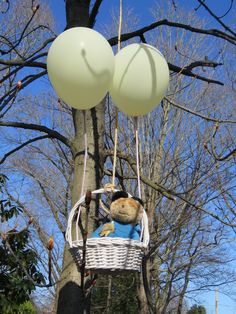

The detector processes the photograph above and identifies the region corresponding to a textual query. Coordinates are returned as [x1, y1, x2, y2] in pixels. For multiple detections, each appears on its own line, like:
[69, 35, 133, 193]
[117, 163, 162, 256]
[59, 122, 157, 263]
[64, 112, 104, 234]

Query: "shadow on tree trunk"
[57, 281, 89, 314]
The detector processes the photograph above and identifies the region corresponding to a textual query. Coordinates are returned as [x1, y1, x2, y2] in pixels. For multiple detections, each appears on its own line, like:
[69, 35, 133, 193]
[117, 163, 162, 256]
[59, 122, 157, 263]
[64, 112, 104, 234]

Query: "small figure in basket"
[91, 191, 144, 240]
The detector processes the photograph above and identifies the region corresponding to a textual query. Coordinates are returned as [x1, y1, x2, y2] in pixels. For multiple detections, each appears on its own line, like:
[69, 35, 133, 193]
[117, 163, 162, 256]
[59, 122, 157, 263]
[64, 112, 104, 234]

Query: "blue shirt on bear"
[91, 221, 141, 240]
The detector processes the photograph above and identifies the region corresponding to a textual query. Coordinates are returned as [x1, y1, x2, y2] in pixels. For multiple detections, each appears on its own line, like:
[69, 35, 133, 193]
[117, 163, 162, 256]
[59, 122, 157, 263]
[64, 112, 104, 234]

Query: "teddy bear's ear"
[132, 196, 144, 207]
[111, 191, 128, 202]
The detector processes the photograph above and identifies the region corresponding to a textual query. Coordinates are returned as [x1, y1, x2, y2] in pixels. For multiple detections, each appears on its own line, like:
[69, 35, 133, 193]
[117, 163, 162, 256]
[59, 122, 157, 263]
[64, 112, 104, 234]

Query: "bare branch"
[35, 179, 65, 235]
[108, 19, 236, 47]
[210, 124, 236, 161]
[89, 0, 103, 28]
[0, 135, 50, 165]
[197, 0, 236, 37]
[1, 0, 10, 13]
[176, 194, 236, 227]
[165, 97, 236, 124]
[212, 147, 236, 161]
[27, 39, 53, 60]
[185, 59, 223, 71]
[218, 0, 234, 19]
[0, 70, 47, 113]
[0, 58, 46, 69]
[0, 120, 72, 148]
[0, 4, 40, 56]
[168, 62, 224, 85]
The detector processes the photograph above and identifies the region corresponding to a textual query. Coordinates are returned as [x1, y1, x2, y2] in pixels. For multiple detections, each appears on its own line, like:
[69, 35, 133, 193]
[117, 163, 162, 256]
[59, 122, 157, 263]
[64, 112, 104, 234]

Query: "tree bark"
[56, 105, 105, 314]
[137, 273, 151, 314]
[56, 1, 105, 313]
[66, 0, 90, 29]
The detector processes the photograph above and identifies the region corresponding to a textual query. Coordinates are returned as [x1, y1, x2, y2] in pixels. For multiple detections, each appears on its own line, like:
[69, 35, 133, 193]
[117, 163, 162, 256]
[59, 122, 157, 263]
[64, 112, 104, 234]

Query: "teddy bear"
[91, 191, 144, 240]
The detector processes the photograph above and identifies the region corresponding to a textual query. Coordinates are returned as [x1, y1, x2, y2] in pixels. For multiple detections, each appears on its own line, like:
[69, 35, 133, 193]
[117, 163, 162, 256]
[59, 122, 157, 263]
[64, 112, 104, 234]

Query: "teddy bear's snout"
[118, 206, 128, 215]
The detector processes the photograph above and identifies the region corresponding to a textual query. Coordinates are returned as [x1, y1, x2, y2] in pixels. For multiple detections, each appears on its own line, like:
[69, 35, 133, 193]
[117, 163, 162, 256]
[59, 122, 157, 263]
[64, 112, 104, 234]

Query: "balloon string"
[112, 114, 118, 187]
[134, 117, 142, 199]
[111, 0, 122, 188]
[117, 0, 122, 51]
[135, 118, 144, 242]
[80, 110, 88, 197]
[76, 110, 88, 241]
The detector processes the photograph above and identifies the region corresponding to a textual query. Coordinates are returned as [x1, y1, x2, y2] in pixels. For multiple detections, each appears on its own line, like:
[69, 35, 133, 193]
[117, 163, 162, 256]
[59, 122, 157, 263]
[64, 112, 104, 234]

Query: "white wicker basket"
[66, 188, 149, 274]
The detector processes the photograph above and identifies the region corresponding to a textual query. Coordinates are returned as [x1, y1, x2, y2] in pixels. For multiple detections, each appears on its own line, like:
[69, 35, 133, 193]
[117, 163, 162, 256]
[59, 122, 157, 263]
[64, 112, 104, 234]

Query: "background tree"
[0, 1, 236, 313]
[187, 304, 206, 314]
[0, 174, 44, 313]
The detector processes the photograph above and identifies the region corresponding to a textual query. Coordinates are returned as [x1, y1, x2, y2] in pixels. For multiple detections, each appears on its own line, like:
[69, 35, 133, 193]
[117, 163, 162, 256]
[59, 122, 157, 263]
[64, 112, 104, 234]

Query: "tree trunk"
[66, 0, 90, 29]
[56, 1, 105, 313]
[137, 274, 150, 314]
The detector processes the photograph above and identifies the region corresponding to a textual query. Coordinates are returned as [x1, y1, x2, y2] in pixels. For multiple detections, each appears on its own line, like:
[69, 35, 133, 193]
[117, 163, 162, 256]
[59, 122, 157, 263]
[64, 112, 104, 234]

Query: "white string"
[76, 110, 88, 241]
[111, 0, 123, 188]
[117, 0, 122, 52]
[134, 117, 146, 242]
[80, 110, 88, 197]
[111, 126, 118, 187]
[134, 117, 141, 199]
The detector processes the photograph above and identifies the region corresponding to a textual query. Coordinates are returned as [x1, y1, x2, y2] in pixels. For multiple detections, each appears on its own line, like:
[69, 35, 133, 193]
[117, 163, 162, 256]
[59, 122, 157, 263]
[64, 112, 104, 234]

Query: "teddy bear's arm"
[99, 222, 115, 237]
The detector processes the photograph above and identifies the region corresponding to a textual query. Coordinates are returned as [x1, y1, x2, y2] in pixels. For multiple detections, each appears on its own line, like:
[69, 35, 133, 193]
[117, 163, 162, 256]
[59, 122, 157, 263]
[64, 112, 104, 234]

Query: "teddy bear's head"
[110, 191, 144, 224]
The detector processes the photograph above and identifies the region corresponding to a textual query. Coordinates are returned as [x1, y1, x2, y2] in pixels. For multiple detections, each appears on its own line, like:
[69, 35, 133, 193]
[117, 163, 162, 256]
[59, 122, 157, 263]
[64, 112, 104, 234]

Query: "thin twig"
[197, 0, 236, 37]
[165, 97, 236, 124]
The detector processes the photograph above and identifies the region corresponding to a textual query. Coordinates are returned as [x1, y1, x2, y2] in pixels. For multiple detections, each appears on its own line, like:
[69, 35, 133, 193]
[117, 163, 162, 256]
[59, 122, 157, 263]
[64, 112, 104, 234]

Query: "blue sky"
[203, 291, 236, 314]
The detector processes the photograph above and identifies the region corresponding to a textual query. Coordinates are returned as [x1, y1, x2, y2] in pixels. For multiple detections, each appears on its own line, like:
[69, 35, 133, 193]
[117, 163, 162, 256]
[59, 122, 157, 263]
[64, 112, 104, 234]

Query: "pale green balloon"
[47, 27, 115, 110]
[109, 43, 169, 116]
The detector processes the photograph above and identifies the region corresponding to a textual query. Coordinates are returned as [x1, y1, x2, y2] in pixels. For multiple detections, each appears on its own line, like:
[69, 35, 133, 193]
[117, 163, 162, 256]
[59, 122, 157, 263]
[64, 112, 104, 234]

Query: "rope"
[134, 117, 145, 242]
[134, 117, 142, 199]
[111, 0, 123, 188]
[117, 0, 123, 52]
[111, 115, 118, 188]
[80, 110, 88, 197]
[76, 110, 88, 241]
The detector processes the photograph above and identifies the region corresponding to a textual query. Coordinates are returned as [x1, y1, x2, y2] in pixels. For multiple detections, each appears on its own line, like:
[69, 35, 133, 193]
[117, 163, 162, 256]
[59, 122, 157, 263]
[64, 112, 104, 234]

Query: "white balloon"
[47, 27, 115, 110]
[109, 43, 169, 116]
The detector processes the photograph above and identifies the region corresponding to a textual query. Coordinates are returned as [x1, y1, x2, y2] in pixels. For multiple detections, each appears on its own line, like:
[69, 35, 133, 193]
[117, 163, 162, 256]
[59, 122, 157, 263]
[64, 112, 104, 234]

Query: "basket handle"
[65, 194, 85, 247]
[66, 188, 118, 246]
[140, 210, 150, 247]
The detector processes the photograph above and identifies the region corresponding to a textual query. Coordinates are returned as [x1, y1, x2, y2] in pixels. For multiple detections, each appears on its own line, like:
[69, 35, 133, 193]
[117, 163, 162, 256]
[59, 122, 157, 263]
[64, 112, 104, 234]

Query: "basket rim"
[70, 237, 148, 249]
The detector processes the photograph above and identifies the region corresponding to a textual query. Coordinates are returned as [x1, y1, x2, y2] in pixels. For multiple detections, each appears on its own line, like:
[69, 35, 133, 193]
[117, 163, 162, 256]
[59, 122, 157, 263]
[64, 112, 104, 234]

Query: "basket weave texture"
[66, 189, 149, 273]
